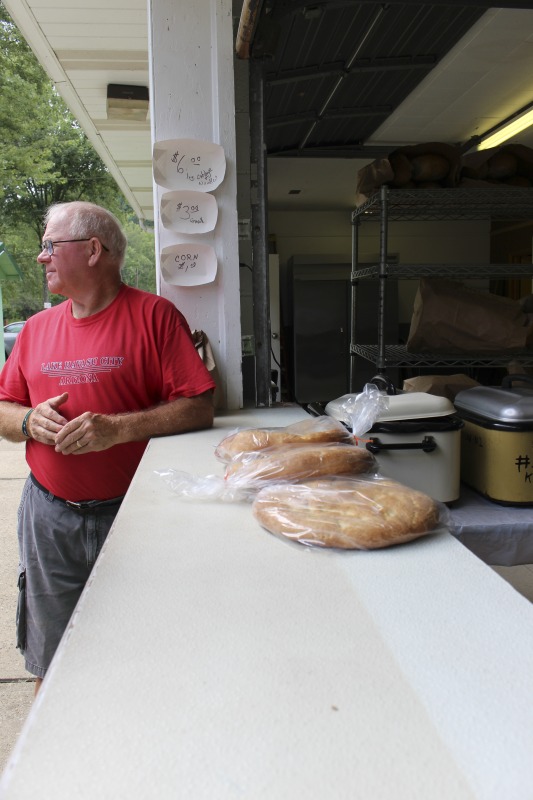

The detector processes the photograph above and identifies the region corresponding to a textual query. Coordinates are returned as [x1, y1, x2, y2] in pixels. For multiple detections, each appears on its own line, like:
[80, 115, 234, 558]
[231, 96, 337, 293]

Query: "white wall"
[149, 0, 242, 410]
[267, 210, 491, 324]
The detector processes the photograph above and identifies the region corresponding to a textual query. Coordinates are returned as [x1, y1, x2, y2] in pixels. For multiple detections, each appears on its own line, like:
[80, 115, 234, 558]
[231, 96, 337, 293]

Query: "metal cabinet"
[286, 257, 397, 403]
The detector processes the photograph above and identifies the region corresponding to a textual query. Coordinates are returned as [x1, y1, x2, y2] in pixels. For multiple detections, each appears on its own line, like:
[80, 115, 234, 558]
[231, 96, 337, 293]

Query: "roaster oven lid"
[326, 391, 455, 423]
[454, 384, 533, 423]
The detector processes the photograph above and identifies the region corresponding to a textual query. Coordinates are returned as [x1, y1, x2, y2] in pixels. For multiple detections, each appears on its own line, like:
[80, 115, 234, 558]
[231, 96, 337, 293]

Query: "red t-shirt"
[0, 285, 216, 500]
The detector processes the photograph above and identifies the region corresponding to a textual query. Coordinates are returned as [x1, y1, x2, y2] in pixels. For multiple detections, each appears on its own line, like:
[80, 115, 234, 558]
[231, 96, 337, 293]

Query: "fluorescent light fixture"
[477, 104, 533, 151]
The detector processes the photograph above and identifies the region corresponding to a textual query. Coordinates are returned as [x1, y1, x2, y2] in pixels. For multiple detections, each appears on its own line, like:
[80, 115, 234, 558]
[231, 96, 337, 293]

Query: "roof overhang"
[2, 0, 153, 222]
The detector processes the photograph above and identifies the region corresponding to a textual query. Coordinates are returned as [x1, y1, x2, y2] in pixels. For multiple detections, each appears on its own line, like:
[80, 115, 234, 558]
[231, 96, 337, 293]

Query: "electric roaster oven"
[307, 381, 463, 504]
[454, 375, 533, 505]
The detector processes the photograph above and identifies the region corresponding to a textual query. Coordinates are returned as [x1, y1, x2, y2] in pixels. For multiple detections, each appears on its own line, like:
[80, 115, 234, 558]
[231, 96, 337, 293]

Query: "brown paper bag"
[407, 278, 533, 353]
[191, 329, 220, 407]
[355, 158, 394, 206]
[388, 142, 462, 187]
[461, 144, 533, 185]
[356, 143, 464, 206]
[402, 374, 480, 401]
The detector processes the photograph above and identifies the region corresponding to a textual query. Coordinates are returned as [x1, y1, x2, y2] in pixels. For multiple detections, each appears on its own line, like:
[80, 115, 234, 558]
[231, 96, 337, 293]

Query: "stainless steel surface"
[455, 384, 533, 424]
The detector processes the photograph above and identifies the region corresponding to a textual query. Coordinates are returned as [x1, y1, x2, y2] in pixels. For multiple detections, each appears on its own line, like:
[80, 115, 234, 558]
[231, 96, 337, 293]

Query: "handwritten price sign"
[160, 243, 217, 286]
[160, 190, 218, 234]
[153, 138, 226, 192]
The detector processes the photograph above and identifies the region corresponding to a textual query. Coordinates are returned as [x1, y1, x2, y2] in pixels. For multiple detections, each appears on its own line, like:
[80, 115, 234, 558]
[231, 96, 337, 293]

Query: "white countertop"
[2, 407, 533, 799]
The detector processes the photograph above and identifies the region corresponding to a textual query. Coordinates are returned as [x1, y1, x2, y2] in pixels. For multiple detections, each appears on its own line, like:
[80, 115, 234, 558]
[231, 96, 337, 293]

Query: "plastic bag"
[325, 384, 389, 437]
[252, 475, 450, 550]
[154, 468, 246, 502]
[214, 415, 352, 463]
[224, 441, 376, 486]
[155, 440, 377, 503]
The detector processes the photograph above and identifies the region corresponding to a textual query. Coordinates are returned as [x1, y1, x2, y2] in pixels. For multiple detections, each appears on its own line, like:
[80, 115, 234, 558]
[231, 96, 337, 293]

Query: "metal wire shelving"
[350, 185, 533, 384]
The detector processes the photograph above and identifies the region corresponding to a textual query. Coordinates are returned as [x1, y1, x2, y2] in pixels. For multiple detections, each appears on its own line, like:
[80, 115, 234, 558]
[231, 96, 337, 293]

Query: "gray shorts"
[16, 476, 123, 678]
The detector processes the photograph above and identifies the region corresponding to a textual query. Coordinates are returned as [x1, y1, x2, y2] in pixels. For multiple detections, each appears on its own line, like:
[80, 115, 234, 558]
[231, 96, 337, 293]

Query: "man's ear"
[87, 237, 103, 265]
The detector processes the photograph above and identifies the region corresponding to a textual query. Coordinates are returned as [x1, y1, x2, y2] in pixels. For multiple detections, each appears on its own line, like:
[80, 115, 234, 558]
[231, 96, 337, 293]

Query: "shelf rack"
[352, 187, 533, 222]
[352, 263, 533, 280]
[350, 185, 533, 385]
[352, 344, 533, 369]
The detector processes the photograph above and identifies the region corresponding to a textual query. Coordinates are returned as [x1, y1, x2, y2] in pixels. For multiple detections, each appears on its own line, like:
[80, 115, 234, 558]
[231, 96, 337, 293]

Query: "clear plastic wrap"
[214, 415, 352, 463]
[155, 441, 377, 503]
[224, 441, 376, 485]
[153, 468, 241, 502]
[325, 383, 390, 437]
[252, 475, 450, 550]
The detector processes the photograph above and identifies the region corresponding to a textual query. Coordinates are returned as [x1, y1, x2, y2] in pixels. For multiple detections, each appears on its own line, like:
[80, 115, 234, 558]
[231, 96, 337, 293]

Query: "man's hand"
[54, 392, 214, 456]
[27, 393, 69, 445]
[54, 412, 119, 455]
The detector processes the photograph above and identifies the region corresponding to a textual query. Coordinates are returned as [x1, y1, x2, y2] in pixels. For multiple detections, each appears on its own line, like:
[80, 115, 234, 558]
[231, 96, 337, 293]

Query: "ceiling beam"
[269, 144, 394, 157]
[267, 56, 437, 87]
[268, 0, 533, 10]
[348, 0, 533, 5]
[267, 106, 392, 128]
[297, 3, 386, 149]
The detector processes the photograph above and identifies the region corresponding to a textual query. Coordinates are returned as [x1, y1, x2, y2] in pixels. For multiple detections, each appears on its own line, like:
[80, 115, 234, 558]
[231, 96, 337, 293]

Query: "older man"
[0, 201, 215, 692]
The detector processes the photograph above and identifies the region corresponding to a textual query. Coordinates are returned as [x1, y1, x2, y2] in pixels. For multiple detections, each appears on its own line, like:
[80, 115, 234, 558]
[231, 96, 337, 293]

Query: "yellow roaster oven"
[454, 376, 533, 505]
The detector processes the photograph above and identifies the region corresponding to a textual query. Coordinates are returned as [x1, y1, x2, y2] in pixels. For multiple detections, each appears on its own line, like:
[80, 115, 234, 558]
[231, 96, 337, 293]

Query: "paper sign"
[153, 138, 226, 191]
[160, 243, 217, 286]
[160, 191, 218, 234]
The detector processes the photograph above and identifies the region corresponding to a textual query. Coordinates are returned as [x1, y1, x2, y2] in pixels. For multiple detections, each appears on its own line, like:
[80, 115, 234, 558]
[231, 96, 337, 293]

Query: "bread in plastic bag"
[224, 442, 376, 487]
[252, 475, 448, 550]
[214, 415, 352, 463]
[154, 441, 376, 503]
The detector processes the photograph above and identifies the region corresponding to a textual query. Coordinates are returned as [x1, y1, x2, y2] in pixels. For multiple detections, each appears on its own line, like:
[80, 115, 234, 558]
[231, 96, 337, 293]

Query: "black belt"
[30, 473, 124, 512]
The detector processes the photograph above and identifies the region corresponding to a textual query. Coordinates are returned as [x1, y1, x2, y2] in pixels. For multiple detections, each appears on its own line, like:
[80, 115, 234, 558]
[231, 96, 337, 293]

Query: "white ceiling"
[4, 2, 533, 218]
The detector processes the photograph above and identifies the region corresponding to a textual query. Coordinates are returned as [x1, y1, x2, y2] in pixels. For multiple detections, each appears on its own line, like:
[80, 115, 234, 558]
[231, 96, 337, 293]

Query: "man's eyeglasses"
[40, 238, 109, 256]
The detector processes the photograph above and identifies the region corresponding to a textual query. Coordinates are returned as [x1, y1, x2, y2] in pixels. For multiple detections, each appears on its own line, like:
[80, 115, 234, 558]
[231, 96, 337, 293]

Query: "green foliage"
[0, 224, 45, 321]
[122, 221, 157, 294]
[0, 2, 156, 321]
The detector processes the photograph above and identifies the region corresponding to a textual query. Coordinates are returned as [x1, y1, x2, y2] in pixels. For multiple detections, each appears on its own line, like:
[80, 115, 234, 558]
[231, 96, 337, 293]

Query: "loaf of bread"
[252, 477, 441, 549]
[215, 416, 352, 462]
[224, 442, 375, 486]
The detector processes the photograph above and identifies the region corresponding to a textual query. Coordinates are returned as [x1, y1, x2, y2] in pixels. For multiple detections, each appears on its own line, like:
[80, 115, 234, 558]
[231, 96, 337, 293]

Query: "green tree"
[0, 225, 42, 321]
[122, 221, 157, 293]
[0, 2, 155, 319]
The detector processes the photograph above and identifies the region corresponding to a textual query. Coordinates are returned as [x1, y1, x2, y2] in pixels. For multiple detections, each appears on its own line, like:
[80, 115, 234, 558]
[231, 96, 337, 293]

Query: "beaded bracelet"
[22, 408, 34, 438]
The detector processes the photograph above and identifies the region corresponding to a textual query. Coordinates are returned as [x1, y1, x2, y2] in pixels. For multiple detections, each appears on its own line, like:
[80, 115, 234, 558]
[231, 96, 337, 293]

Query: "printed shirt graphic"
[0, 285, 215, 500]
[40, 354, 125, 386]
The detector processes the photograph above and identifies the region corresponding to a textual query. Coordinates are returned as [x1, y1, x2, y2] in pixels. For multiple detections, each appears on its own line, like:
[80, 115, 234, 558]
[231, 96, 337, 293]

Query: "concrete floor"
[0, 438, 34, 775]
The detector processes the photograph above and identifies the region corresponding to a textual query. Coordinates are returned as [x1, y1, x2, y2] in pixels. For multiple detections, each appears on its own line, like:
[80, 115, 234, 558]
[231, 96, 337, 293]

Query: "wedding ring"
[76, 440, 82, 449]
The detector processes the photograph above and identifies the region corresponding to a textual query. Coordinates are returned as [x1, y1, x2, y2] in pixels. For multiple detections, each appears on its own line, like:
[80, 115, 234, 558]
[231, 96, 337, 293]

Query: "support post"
[249, 57, 271, 407]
